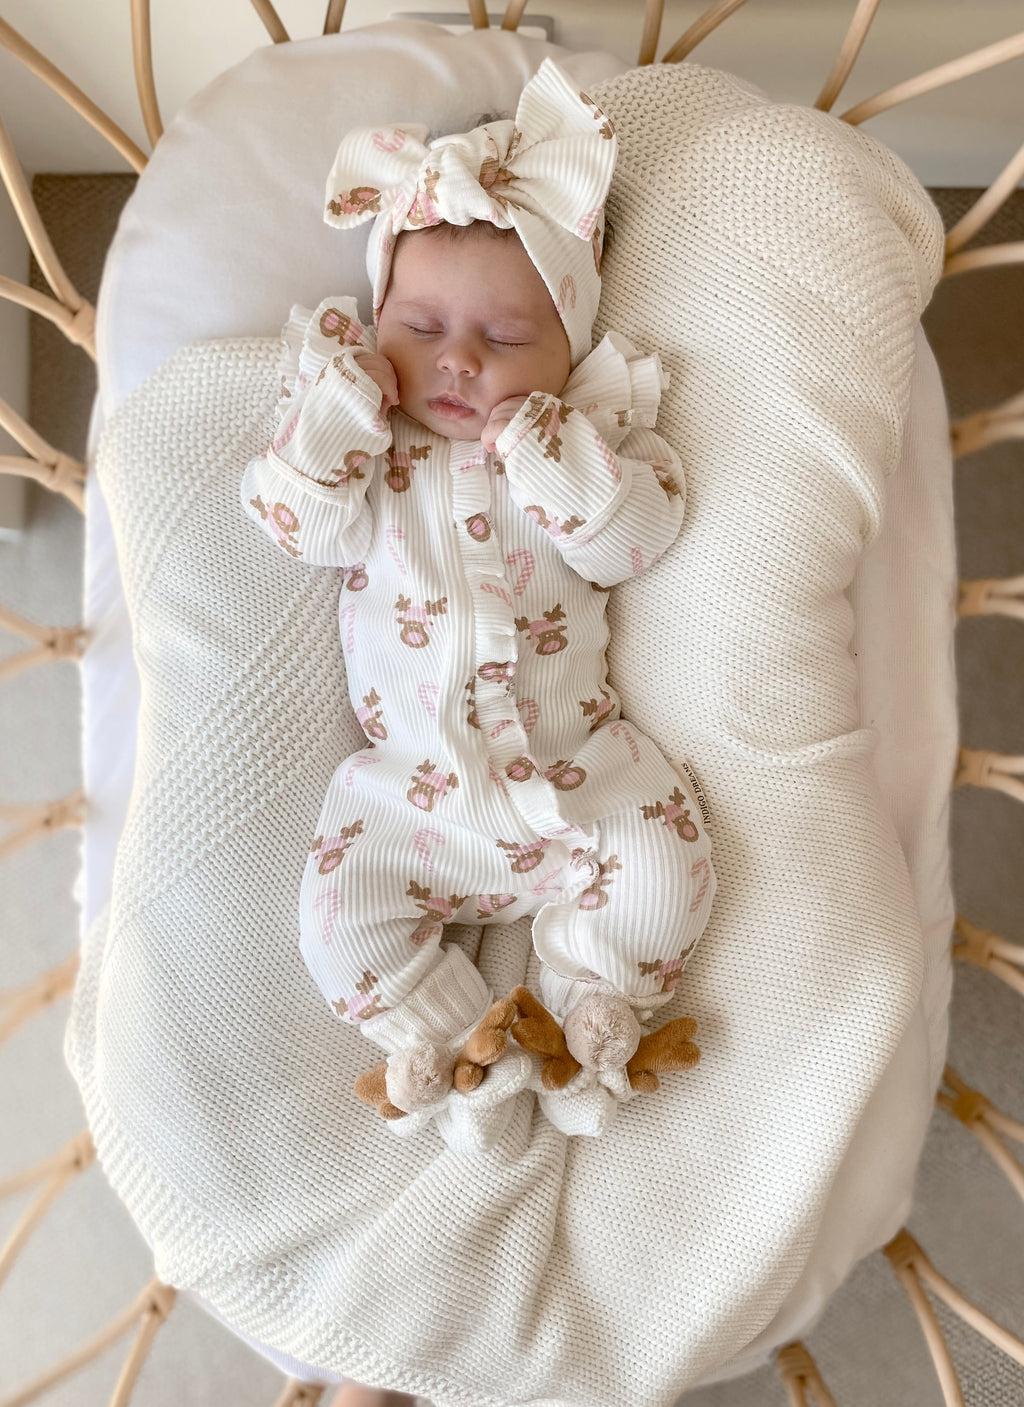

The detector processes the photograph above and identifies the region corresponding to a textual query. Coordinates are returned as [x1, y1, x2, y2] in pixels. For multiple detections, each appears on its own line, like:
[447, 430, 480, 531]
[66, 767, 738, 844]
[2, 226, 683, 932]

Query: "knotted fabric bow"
[323, 59, 617, 365]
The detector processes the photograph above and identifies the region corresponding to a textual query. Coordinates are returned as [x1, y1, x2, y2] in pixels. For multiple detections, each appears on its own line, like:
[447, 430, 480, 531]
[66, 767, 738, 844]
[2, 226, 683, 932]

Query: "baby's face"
[376, 226, 572, 442]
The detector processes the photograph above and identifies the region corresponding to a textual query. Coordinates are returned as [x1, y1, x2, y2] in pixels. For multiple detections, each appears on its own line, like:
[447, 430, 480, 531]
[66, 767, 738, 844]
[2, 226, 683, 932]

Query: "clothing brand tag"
[681, 759, 712, 828]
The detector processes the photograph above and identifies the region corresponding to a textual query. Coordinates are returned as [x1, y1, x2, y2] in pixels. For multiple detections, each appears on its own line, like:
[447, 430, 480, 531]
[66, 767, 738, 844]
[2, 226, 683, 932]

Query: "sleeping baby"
[242, 60, 715, 1131]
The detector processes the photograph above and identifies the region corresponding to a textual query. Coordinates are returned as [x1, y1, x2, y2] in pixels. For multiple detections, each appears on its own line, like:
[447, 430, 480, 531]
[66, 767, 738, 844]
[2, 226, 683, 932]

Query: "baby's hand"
[481, 395, 529, 454]
[352, 349, 399, 413]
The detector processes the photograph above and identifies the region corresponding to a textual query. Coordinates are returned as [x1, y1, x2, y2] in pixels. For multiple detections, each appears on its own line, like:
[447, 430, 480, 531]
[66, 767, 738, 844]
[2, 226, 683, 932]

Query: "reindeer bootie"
[354, 944, 491, 1119]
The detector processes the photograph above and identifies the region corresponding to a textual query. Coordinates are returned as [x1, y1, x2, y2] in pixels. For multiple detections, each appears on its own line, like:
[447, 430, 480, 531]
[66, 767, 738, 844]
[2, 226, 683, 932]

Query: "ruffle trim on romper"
[558, 330, 667, 453]
[444, 331, 666, 854]
[447, 437, 589, 850]
[277, 296, 375, 412]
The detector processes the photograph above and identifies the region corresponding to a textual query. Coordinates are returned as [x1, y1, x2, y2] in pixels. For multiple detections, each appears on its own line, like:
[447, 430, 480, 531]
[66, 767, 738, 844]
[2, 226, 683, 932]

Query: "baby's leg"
[299, 771, 519, 1113]
[531, 790, 715, 1073]
[300, 801, 456, 1028]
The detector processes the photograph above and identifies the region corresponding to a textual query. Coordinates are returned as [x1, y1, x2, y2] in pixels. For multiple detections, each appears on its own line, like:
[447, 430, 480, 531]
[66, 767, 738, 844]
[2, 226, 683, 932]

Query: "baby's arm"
[495, 393, 685, 588]
[242, 343, 395, 568]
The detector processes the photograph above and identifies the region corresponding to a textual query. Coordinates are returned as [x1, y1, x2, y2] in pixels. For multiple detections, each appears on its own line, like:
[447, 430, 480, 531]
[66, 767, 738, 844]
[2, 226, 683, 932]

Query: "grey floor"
[0, 179, 1021, 1406]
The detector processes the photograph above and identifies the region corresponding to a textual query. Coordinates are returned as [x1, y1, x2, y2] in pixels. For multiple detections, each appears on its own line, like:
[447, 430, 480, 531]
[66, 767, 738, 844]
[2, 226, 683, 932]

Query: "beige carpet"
[1, 175, 1021, 1406]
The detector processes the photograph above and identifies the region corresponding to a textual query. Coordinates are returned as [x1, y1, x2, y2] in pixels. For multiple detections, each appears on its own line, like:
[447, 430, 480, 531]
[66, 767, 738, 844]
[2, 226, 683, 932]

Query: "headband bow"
[323, 59, 617, 365]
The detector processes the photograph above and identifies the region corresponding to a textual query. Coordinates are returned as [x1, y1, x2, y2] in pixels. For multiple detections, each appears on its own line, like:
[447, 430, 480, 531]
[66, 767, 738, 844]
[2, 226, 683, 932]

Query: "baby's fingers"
[353, 350, 398, 411]
[480, 415, 506, 454]
[481, 395, 527, 452]
[377, 365, 399, 412]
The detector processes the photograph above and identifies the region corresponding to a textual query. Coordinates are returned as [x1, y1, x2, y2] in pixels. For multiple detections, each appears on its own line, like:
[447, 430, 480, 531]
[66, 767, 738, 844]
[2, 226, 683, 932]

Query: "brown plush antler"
[454, 988, 583, 1093]
[626, 1016, 700, 1093]
[453, 996, 518, 1092]
[353, 1060, 408, 1120]
[507, 986, 582, 1090]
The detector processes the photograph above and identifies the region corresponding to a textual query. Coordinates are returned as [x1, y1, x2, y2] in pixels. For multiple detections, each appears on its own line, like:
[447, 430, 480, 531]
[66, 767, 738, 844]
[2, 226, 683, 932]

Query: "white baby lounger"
[7, 5, 1022, 1407]
[60, 23, 957, 1403]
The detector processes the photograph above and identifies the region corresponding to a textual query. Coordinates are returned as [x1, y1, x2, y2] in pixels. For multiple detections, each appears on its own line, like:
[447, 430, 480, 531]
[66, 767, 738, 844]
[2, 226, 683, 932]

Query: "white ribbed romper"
[242, 296, 715, 1052]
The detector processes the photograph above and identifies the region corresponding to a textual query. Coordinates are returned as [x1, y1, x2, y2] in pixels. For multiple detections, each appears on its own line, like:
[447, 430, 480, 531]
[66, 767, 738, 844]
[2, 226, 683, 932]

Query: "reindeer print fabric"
[242, 297, 714, 1046]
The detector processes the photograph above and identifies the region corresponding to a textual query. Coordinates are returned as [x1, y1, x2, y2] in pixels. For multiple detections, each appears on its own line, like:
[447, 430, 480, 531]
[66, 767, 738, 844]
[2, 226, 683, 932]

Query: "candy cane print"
[417, 681, 439, 720]
[410, 918, 443, 948]
[372, 127, 408, 153]
[385, 524, 408, 574]
[313, 888, 346, 945]
[506, 548, 535, 596]
[271, 412, 299, 455]
[338, 603, 357, 652]
[413, 827, 445, 872]
[689, 856, 711, 913]
[481, 581, 513, 606]
[598, 438, 621, 483]
[532, 861, 568, 897]
[517, 697, 540, 734]
[489, 717, 515, 740]
[556, 273, 577, 314]
[574, 206, 601, 239]
[343, 753, 380, 787]
[609, 721, 640, 764]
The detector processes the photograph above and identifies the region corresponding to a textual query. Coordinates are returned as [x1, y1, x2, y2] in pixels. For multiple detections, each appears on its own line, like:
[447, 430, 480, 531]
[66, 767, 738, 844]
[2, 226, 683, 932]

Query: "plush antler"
[626, 1017, 700, 1092]
[508, 986, 582, 1090]
[454, 987, 582, 1093]
[353, 1060, 408, 1120]
[453, 995, 518, 1092]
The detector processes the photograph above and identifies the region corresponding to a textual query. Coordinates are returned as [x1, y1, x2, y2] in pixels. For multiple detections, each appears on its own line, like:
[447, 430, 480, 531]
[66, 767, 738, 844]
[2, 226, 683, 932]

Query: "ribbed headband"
[323, 59, 617, 366]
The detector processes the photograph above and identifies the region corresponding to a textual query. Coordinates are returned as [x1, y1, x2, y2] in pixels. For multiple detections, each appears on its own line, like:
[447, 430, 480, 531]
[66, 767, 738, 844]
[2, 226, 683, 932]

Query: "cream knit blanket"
[68, 64, 944, 1405]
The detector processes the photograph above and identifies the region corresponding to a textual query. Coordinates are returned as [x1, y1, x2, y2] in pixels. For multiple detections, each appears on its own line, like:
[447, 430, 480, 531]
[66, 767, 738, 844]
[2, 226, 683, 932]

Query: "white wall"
[0, 0, 1021, 184]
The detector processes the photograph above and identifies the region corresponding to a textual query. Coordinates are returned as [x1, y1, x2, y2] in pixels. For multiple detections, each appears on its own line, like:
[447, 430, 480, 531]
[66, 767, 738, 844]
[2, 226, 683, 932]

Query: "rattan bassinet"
[1, 3, 1023, 1405]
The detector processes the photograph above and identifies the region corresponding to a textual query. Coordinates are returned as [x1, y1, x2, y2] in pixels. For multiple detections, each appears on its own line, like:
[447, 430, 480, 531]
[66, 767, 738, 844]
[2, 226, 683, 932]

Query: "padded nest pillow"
[69, 34, 950, 1407]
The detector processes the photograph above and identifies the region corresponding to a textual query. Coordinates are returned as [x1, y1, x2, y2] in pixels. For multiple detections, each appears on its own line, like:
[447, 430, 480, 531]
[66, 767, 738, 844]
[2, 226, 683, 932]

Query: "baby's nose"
[437, 336, 482, 377]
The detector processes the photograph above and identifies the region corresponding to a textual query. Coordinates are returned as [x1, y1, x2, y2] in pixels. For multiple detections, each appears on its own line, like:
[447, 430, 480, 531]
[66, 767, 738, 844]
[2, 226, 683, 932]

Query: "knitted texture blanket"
[67, 63, 944, 1406]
